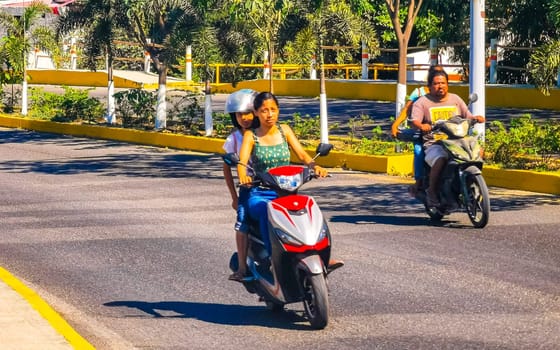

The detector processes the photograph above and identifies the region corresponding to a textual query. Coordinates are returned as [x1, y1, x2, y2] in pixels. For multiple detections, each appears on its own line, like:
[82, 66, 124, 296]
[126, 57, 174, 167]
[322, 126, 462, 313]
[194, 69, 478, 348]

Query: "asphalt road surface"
[1, 128, 559, 350]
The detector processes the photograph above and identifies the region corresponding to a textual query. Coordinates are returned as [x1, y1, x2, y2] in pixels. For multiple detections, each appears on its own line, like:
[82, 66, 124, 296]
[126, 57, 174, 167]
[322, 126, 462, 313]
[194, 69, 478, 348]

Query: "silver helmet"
[224, 89, 257, 114]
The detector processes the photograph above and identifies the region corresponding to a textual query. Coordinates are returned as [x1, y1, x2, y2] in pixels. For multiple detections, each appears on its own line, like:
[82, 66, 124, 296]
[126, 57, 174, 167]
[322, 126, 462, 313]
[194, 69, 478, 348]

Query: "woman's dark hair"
[428, 69, 448, 86]
[253, 91, 279, 111]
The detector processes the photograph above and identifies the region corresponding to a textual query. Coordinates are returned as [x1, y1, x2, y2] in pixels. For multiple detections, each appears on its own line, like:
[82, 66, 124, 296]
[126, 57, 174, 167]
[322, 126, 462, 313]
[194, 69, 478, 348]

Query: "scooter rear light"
[282, 236, 329, 253]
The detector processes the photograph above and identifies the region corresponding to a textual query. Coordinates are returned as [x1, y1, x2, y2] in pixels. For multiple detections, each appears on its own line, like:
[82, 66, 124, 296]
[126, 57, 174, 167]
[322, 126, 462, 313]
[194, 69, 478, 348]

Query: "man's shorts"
[424, 144, 448, 167]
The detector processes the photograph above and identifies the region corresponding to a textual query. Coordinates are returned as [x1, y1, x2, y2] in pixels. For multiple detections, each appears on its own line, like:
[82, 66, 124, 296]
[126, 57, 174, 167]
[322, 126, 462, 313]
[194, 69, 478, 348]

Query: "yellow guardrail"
[26, 69, 560, 110]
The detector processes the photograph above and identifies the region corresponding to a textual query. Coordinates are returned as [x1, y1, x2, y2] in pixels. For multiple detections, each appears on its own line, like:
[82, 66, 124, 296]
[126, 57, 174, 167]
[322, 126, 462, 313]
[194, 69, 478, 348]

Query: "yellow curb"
[1, 115, 559, 195]
[483, 166, 560, 195]
[0, 266, 95, 350]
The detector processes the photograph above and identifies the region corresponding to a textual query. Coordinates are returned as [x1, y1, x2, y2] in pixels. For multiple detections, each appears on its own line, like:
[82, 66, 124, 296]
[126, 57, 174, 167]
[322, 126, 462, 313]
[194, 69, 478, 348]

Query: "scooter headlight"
[318, 222, 329, 241]
[274, 173, 303, 192]
[274, 228, 303, 246]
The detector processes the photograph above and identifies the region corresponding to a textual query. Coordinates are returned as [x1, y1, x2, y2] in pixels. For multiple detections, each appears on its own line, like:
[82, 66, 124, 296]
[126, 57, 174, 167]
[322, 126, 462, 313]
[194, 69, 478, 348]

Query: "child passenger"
[222, 89, 259, 282]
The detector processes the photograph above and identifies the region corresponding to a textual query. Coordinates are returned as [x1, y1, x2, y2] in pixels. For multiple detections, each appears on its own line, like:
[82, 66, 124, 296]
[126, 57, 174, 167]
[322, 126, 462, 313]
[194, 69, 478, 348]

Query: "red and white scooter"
[224, 143, 339, 329]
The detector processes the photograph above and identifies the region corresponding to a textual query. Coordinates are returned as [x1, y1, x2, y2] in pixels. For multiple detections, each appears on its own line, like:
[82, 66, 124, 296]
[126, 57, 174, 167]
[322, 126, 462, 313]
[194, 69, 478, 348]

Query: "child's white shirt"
[223, 129, 243, 154]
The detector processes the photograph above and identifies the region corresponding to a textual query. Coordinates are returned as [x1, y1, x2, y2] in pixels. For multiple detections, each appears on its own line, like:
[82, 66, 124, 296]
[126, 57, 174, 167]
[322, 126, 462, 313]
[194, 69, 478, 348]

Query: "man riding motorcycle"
[410, 69, 485, 208]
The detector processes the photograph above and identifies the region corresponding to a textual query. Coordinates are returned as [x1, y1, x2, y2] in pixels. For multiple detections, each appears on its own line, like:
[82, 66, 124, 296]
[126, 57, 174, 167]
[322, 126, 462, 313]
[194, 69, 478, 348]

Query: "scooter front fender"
[461, 164, 482, 176]
[297, 255, 324, 275]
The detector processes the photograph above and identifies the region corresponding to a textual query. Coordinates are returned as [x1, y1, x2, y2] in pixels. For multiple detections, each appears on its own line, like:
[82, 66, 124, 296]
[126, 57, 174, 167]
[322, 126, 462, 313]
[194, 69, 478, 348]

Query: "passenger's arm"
[391, 100, 413, 137]
[223, 163, 238, 209]
[237, 130, 254, 185]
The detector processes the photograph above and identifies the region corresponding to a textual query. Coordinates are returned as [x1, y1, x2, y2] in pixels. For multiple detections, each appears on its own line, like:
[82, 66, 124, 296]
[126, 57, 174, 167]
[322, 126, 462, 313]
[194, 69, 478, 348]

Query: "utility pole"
[470, 0, 486, 139]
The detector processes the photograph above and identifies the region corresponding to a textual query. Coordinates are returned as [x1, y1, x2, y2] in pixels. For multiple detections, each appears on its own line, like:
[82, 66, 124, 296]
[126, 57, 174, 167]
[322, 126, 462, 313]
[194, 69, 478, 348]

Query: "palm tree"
[57, 0, 132, 124]
[527, 0, 560, 95]
[229, 0, 297, 93]
[124, 0, 203, 129]
[0, 1, 51, 113]
[291, 0, 378, 143]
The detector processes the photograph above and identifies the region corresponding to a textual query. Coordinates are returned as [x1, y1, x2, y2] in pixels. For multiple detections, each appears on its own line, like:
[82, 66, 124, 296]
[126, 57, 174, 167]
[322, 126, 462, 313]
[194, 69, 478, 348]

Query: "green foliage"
[289, 113, 320, 139]
[166, 91, 207, 135]
[59, 87, 105, 123]
[28, 87, 104, 123]
[342, 114, 395, 155]
[527, 40, 560, 96]
[551, 0, 560, 28]
[211, 112, 234, 138]
[287, 113, 339, 142]
[485, 115, 560, 171]
[352, 137, 395, 155]
[1, 87, 21, 113]
[114, 89, 157, 128]
[0, 3, 52, 86]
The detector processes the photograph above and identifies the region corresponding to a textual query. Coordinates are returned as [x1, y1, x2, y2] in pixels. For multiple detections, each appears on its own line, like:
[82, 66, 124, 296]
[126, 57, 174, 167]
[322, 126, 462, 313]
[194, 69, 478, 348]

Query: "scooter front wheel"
[465, 174, 490, 228]
[302, 273, 329, 329]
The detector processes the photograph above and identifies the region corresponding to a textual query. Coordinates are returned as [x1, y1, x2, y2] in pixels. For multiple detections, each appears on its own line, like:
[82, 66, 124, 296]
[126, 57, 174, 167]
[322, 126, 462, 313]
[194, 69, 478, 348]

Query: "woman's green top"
[252, 125, 291, 173]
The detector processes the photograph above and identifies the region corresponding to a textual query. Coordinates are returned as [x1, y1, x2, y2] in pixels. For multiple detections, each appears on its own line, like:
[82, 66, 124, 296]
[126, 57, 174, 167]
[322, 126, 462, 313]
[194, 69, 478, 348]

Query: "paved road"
[1, 128, 559, 349]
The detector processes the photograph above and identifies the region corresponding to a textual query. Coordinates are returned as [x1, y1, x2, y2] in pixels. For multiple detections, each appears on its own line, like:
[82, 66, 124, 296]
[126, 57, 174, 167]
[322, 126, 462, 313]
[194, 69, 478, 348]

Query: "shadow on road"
[2, 128, 557, 217]
[310, 182, 559, 218]
[0, 129, 224, 180]
[103, 300, 313, 330]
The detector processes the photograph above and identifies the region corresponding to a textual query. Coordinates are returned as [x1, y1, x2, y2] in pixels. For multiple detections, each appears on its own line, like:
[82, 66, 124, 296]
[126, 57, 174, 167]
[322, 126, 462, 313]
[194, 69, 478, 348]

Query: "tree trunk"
[268, 41, 274, 93]
[396, 38, 409, 117]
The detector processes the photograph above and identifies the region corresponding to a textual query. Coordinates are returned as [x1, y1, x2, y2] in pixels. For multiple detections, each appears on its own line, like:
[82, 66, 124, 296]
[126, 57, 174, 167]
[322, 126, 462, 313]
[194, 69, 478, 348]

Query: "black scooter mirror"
[315, 143, 333, 157]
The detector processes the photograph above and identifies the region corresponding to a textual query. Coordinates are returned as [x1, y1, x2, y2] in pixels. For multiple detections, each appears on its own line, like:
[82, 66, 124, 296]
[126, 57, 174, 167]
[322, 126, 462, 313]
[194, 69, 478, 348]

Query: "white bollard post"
[489, 38, 497, 84]
[204, 80, 213, 136]
[263, 51, 270, 80]
[361, 41, 369, 79]
[70, 38, 77, 70]
[144, 51, 151, 73]
[106, 79, 116, 124]
[319, 92, 328, 144]
[33, 47, 39, 68]
[310, 54, 317, 80]
[186, 45, 192, 82]
[430, 38, 438, 66]
[21, 78, 28, 115]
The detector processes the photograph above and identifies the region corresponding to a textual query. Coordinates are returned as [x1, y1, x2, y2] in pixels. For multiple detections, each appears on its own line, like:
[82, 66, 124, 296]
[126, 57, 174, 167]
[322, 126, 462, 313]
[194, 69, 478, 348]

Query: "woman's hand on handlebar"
[313, 165, 328, 178]
[239, 174, 253, 187]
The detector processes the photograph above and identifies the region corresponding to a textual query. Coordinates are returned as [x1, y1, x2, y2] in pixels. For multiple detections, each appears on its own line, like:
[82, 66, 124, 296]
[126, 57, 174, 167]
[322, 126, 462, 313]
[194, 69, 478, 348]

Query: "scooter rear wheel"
[302, 273, 329, 329]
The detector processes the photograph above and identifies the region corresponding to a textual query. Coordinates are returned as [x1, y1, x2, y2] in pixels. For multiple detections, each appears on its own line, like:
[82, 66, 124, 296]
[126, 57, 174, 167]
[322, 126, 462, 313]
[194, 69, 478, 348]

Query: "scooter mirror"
[468, 93, 478, 104]
[316, 143, 333, 157]
[222, 152, 240, 166]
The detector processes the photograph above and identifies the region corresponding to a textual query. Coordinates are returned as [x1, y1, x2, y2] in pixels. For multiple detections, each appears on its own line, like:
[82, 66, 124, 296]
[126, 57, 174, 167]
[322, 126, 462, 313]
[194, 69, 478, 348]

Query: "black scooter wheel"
[302, 273, 329, 329]
[465, 174, 490, 228]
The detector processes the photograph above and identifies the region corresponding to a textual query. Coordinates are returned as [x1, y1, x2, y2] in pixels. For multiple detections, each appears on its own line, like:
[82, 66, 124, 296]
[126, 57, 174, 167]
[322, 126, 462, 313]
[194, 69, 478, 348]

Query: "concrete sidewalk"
[0, 267, 92, 350]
